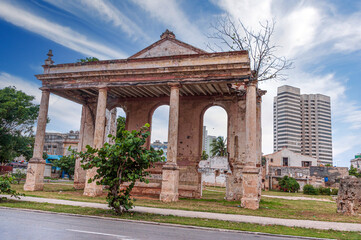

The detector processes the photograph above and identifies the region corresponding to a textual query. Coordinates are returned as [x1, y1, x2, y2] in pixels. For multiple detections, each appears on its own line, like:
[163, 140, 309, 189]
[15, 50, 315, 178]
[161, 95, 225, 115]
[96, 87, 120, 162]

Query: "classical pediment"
[129, 30, 206, 59]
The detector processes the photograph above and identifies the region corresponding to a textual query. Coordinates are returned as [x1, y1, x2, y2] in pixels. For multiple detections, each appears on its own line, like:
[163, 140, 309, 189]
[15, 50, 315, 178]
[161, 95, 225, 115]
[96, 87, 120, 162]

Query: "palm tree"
[210, 136, 227, 157]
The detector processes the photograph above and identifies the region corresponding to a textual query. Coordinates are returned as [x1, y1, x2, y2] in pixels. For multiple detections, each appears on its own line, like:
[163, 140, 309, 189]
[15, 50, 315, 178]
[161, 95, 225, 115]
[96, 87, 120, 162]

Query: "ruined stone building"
[274, 85, 332, 165]
[24, 30, 265, 210]
[44, 131, 79, 156]
[350, 154, 361, 172]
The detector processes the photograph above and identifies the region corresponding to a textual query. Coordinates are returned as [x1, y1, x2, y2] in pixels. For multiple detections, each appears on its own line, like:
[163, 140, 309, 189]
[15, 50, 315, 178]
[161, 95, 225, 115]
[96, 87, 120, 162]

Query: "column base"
[241, 166, 261, 210]
[225, 167, 243, 201]
[83, 168, 103, 197]
[23, 158, 46, 191]
[160, 163, 179, 202]
[74, 182, 85, 190]
[83, 185, 103, 197]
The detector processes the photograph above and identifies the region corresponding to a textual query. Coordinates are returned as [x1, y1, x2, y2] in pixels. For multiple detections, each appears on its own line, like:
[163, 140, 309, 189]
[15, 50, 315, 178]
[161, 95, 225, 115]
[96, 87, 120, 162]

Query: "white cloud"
[0, 72, 82, 133]
[203, 106, 227, 138]
[44, 0, 149, 42]
[0, 1, 126, 59]
[131, 0, 207, 47]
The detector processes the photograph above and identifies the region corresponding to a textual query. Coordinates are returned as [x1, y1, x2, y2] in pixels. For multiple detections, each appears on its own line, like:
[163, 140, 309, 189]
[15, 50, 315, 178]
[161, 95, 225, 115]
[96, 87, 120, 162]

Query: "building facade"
[273, 85, 332, 165]
[351, 154, 361, 172]
[44, 130, 79, 156]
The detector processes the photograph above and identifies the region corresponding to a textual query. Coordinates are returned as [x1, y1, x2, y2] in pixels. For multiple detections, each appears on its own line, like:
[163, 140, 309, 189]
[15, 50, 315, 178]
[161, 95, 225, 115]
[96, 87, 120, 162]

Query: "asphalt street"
[0, 208, 309, 240]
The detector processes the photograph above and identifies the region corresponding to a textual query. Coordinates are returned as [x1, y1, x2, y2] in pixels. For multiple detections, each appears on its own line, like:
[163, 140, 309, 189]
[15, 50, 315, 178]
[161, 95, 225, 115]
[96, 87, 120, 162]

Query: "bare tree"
[207, 15, 292, 82]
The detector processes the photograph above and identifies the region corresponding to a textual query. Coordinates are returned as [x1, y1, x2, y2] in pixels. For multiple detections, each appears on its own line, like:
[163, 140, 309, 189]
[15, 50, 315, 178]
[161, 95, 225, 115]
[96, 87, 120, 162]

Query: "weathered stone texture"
[337, 176, 361, 216]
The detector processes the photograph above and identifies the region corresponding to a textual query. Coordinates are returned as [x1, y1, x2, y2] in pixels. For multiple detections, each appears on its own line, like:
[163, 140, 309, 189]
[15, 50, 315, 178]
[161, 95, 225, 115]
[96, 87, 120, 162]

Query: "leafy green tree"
[210, 136, 227, 157]
[71, 124, 164, 214]
[0, 87, 39, 163]
[201, 150, 209, 160]
[52, 154, 76, 179]
[77, 57, 99, 63]
[349, 165, 361, 178]
[116, 116, 126, 139]
[0, 174, 23, 201]
[278, 176, 300, 193]
[12, 169, 27, 184]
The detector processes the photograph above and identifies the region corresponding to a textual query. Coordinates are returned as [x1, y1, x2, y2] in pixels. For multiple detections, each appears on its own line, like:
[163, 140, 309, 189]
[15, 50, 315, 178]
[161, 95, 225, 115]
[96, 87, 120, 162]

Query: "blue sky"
[0, 0, 360, 167]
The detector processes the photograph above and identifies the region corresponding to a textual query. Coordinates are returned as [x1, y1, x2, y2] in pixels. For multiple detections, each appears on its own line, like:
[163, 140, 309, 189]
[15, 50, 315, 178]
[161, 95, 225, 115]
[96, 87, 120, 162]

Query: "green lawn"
[10, 183, 361, 224]
[1, 200, 360, 240]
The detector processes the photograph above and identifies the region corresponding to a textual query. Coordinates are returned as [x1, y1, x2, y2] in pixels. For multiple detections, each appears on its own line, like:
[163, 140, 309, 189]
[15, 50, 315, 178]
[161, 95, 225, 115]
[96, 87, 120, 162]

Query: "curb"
[0, 206, 333, 240]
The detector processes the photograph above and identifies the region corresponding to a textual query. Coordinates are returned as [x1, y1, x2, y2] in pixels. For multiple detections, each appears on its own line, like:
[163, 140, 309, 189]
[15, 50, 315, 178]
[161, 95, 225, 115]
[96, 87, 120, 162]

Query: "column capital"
[168, 82, 182, 89]
[98, 86, 109, 91]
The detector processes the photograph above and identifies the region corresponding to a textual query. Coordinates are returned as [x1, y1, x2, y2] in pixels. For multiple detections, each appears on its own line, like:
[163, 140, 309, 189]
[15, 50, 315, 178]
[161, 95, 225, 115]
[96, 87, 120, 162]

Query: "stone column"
[160, 84, 180, 202]
[74, 104, 95, 189]
[24, 90, 50, 191]
[83, 88, 107, 197]
[241, 81, 261, 210]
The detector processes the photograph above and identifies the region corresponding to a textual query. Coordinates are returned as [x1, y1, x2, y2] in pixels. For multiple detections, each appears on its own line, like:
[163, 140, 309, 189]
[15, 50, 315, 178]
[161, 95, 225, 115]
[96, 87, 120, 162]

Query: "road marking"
[66, 229, 136, 239]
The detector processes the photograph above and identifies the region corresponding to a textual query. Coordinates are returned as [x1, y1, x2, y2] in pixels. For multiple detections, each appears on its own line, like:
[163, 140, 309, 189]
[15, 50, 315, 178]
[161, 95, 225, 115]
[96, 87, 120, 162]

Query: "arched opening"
[150, 105, 169, 160]
[200, 105, 228, 193]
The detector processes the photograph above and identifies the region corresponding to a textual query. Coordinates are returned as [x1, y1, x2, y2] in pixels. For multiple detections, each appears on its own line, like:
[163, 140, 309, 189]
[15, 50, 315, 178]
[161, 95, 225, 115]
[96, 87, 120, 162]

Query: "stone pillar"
[24, 90, 50, 191]
[241, 81, 261, 210]
[74, 104, 95, 189]
[160, 84, 180, 202]
[83, 88, 107, 196]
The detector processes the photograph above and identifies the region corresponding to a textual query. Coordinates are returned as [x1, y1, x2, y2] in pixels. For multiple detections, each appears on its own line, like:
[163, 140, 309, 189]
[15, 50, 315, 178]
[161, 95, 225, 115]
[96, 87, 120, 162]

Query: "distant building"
[351, 154, 361, 171]
[264, 148, 318, 167]
[44, 130, 79, 156]
[273, 85, 332, 165]
[201, 126, 217, 156]
[151, 140, 168, 160]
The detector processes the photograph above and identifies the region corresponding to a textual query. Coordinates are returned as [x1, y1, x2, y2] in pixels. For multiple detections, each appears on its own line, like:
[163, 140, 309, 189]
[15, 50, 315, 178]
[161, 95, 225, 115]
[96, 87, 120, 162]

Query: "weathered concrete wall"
[310, 166, 349, 188]
[337, 176, 361, 216]
[264, 166, 348, 190]
[199, 156, 229, 187]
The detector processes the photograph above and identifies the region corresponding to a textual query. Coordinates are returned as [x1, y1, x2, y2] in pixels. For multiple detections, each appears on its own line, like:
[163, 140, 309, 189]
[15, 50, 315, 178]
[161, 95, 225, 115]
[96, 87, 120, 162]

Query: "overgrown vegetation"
[0, 174, 23, 201]
[52, 154, 76, 179]
[0, 87, 40, 163]
[303, 184, 338, 195]
[349, 165, 361, 178]
[70, 124, 164, 214]
[11, 169, 26, 184]
[278, 176, 300, 193]
[77, 57, 99, 63]
[201, 150, 209, 160]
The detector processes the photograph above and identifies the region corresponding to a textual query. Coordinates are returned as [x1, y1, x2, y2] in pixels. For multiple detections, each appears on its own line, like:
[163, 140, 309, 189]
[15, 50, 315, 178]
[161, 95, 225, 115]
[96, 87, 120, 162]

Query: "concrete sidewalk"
[262, 195, 334, 203]
[1, 195, 360, 232]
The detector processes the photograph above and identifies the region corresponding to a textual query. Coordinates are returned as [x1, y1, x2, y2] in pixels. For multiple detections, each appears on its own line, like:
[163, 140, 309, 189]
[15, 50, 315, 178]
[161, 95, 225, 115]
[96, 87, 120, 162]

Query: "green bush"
[11, 169, 26, 184]
[0, 174, 23, 201]
[278, 176, 300, 193]
[303, 184, 318, 195]
[318, 187, 331, 195]
[331, 188, 338, 195]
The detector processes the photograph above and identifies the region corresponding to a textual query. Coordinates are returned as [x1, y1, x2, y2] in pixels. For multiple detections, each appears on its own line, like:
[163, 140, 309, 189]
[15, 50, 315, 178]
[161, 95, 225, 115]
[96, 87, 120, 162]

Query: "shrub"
[278, 176, 300, 193]
[0, 174, 23, 201]
[318, 187, 331, 195]
[303, 184, 318, 195]
[331, 188, 338, 195]
[11, 169, 26, 184]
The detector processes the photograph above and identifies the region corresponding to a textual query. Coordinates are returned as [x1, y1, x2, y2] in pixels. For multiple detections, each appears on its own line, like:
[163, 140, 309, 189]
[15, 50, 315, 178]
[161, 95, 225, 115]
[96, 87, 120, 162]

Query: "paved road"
[0, 208, 307, 240]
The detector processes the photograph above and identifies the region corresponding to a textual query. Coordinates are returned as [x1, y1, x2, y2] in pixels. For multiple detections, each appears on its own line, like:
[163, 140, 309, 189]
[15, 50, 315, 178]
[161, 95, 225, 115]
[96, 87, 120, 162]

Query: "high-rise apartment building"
[273, 85, 332, 165]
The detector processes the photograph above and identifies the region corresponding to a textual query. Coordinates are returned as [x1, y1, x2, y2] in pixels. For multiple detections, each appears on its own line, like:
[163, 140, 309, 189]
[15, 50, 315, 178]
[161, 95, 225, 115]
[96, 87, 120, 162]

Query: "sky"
[0, 0, 360, 167]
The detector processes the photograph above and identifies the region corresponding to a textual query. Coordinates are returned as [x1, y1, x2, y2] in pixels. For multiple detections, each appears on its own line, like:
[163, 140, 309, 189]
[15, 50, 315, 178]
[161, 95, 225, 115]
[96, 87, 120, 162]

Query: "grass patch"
[1, 200, 360, 240]
[11, 183, 361, 223]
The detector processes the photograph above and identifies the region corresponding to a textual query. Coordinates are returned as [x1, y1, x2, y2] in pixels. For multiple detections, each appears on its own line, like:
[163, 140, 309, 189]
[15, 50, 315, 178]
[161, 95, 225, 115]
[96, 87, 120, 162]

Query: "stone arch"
[149, 103, 170, 155]
[199, 103, 229, 158]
